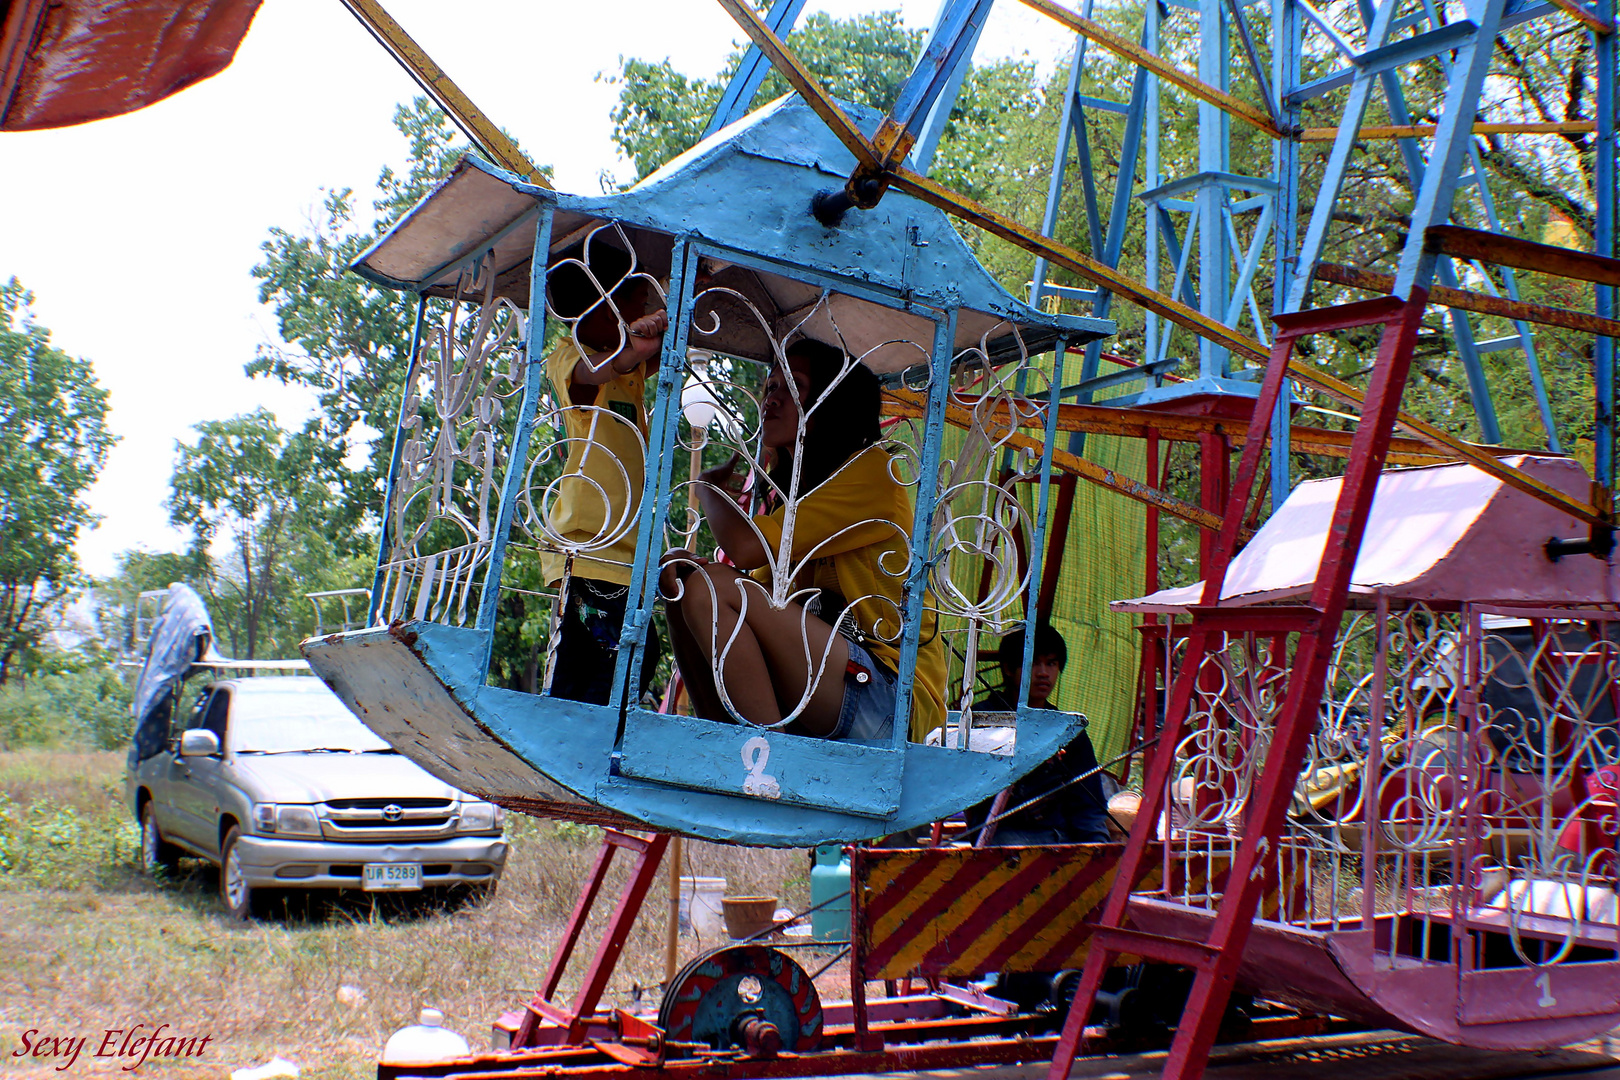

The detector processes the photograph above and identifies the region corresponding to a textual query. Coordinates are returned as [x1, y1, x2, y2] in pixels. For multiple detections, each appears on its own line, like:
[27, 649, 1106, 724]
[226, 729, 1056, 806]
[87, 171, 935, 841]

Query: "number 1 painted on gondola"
[1535, 970, 1557, 1008]
[742, 736, 781, 799]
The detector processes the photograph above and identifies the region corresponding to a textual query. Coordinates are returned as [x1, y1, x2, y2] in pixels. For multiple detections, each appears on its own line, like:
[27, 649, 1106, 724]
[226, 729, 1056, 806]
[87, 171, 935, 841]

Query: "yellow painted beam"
[337, 0, 546, 185]
[712, 0, 881, 172]
[882, 388, 1541, 466]
[1298, 120, 1599, 141]
[1546, 0, 1614, 35]
[720, 0, 1602, 525]
[884, 166, 1607, 527]
[889, 392, 1238, 535]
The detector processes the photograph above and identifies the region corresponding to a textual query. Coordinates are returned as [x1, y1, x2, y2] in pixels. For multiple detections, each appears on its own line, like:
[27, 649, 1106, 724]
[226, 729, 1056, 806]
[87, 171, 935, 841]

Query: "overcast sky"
[1, 0, 1073, 580]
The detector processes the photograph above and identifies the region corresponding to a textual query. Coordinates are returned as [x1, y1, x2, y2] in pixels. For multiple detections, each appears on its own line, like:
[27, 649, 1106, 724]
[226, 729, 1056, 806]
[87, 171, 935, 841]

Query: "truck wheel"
[140, 802, 181, 876]
[220, 826, 268, 920]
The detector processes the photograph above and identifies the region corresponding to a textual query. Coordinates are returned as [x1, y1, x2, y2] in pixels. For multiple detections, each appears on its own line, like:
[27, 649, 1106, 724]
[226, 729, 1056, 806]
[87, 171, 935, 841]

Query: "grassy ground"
[0, 751, 836, 1079]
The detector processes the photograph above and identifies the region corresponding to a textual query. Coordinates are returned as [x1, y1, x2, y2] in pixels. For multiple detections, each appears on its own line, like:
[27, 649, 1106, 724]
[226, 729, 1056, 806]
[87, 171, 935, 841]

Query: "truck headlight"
[458, 802, 502, 832]
[273, 805, 322, 837]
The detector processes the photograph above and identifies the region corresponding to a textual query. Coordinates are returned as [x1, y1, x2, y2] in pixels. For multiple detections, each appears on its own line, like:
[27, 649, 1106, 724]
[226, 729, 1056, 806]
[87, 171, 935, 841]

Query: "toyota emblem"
[382, 804, 403, 821]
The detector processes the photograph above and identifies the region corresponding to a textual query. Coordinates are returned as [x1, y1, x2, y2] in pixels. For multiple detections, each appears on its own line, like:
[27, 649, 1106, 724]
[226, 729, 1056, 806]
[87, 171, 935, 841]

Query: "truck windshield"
[229, 683, 393, 754]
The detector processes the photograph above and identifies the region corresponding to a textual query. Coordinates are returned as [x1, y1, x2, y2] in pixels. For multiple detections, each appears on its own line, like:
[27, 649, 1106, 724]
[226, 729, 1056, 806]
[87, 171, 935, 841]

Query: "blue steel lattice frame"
[893, 307, 958, 743]
[1390, 0, 1512, 296]
[1027, 12, 1152, 468]
[909, 0, 993, 172]
[1597, 0, 1616, 494]
[682, 0, 1620, 523]
[610, 238, 700, 716]
[891, 0, 994, 127]
[1012, 338, 1068, 712]
[1353, 0, 1555, 449]
[1269, 0, 1298, 500]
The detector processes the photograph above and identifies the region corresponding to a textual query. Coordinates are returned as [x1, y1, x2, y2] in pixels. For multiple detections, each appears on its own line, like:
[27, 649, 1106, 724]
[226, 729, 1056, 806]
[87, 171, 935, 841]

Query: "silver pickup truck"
[128, 675, 508, 918]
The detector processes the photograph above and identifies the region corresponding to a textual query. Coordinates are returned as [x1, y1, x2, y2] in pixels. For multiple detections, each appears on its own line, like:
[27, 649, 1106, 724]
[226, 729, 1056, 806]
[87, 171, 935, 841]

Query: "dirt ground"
[0, 751, 843, 1078]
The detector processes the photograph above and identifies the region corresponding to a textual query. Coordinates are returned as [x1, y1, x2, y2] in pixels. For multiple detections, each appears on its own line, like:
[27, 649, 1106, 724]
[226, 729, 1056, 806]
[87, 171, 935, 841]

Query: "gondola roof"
[350, 96, 1113, 373]
[1113, 456, 1619, 612]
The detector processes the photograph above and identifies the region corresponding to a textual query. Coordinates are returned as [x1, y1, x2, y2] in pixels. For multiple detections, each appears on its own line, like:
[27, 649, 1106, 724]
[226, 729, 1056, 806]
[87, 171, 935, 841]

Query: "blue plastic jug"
[809, 844, 851, 942]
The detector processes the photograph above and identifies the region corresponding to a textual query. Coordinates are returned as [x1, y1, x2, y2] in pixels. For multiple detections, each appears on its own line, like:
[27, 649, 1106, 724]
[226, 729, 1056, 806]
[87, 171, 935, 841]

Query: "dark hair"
[546, 241, 634, 322]
[768, 339, 883, 497]
[997, 621, 1068, 673]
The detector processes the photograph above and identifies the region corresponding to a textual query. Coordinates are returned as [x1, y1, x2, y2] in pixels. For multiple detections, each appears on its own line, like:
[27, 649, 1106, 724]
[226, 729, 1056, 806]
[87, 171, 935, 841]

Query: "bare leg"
[666, 564, 849, 736]
[663, 595, 729, 721]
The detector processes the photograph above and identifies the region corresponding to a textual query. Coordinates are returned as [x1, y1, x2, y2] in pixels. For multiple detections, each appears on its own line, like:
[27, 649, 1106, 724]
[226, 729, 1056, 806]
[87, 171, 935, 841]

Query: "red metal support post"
[514, 829, 672, 1047]
[1157, 295, 1429, 1079]
[848, 846, 883, 1051]
[1045, 294, 1423, 1080]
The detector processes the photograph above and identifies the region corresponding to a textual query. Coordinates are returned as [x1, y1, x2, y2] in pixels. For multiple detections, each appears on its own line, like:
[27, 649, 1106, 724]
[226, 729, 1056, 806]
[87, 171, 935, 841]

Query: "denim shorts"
[829, 638, 897, 742]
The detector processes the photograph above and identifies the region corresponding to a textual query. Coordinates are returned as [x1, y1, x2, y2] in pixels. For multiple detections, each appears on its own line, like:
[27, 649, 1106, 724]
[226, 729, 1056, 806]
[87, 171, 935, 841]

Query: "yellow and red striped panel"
[852, 844, 1303, 981]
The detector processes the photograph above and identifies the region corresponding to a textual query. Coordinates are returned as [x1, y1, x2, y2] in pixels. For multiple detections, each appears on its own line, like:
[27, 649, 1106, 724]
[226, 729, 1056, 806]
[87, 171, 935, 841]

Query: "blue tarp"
[129, 584, 217, 763]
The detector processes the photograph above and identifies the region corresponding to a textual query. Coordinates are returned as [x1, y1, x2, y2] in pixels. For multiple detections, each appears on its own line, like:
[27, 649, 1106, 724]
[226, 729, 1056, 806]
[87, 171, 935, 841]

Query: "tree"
[94, 548, 213, 658]
[246, 99, 479, 545]
[167, 409, 354, 659]
[608, 12, 925, 181]
[0, 278, 116, 684]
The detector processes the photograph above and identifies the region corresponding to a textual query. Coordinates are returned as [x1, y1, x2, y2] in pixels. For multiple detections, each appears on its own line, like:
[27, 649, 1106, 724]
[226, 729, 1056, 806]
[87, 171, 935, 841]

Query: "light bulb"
[682, 376, 721, 429]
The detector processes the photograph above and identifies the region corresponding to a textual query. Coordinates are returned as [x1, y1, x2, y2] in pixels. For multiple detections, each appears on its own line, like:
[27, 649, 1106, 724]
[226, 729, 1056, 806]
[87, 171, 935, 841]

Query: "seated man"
[965, 621, 1110, 845]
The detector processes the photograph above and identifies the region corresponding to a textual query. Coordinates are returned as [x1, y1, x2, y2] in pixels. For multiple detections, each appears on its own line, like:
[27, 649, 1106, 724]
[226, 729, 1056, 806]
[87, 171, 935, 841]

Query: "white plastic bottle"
[381, 1008, 472, 1064]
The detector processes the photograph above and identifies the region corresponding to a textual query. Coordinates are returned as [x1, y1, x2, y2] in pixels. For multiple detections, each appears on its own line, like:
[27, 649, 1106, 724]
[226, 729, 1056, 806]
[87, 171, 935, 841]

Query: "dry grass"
[0, 750, 131, 815]
[0, 751, 838, 1079]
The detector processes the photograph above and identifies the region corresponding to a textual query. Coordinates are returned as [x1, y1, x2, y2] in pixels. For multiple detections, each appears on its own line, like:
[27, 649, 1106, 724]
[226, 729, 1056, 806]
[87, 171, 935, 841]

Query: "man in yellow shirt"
[541, 247, 667, 704]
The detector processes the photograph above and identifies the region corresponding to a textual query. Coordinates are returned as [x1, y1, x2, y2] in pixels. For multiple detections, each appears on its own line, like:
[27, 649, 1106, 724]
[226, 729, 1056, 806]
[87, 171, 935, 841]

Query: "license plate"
[363, 862, 422, 891]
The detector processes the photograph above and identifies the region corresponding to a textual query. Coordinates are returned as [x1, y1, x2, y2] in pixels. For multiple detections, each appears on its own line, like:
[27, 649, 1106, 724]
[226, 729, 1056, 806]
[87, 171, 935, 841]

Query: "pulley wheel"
[658, 944, 822, 1052]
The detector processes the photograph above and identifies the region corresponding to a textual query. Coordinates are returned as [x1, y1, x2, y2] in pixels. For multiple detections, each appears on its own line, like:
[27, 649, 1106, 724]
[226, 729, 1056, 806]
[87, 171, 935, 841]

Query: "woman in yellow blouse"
[660, 340, 946, 741]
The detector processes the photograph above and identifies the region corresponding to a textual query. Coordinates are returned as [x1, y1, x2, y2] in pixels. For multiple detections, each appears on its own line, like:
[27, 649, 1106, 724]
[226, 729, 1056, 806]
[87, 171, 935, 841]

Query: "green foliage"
[167, 409, 366, 659]
[0, 279, 116, 684]
[607, 11, 924, 181]
[87, 99, 484, 670]
[0, 666, 132, 751]
[929, 58, 1046, 203]
[246, 99, 474, 541]
[0, 684, 53, 749]
[0, 792, 138, 886]
[538, 818, 605, 846]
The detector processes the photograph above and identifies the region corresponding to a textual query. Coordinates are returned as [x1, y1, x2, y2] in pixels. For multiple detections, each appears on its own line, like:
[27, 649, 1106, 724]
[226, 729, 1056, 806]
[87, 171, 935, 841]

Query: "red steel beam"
[1159, 298, 1430, 1080]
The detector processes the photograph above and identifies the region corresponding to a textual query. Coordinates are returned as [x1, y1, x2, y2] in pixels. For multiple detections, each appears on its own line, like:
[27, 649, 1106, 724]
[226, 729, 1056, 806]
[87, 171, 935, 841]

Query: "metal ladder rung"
[1091, 926, 1221, 969]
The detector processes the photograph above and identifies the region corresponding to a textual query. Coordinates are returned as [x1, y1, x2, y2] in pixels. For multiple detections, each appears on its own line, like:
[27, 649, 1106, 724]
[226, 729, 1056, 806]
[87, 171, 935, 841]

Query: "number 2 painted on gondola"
[742, 736, 781, 799]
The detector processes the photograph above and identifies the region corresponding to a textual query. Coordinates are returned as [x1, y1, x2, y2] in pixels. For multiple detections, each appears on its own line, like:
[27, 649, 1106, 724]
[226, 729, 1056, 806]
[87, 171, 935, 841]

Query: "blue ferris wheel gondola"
[303, 98, 1116, 847]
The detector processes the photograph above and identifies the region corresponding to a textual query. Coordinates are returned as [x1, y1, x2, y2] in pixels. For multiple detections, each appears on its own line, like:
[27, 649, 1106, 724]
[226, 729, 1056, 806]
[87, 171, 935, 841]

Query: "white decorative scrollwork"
[659, 287, 926, 730]
[1150, 602, 1620, 978]
[925, 325, 1057, 746]
[377, 254, 526, 627]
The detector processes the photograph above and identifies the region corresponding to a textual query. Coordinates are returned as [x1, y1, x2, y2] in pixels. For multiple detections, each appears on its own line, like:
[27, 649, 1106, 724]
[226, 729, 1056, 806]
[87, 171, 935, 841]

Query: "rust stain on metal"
[1316, 262, 1620, 339]
[1426, 224, 1620, 288]
[386, 622, 420, 648]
